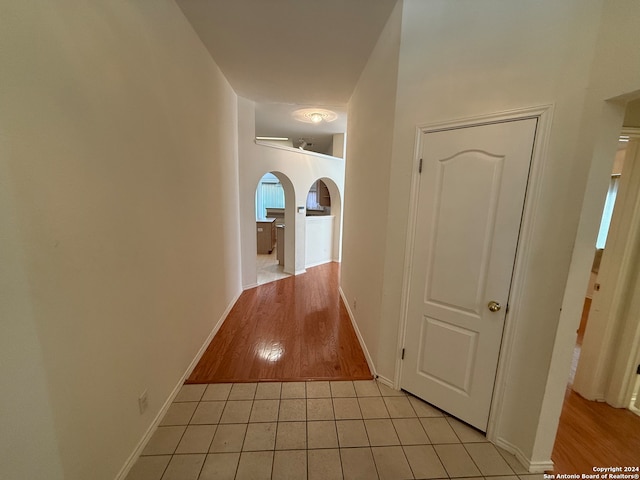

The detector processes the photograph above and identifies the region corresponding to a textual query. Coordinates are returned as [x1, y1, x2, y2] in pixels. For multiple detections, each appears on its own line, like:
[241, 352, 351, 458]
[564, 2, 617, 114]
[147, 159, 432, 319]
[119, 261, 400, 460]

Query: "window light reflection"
[257, 341, 284, 362]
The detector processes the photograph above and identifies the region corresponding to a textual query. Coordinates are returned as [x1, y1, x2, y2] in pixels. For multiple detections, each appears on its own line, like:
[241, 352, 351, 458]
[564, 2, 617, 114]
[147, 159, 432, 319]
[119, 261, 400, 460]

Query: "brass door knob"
[488, 301, 501, 312]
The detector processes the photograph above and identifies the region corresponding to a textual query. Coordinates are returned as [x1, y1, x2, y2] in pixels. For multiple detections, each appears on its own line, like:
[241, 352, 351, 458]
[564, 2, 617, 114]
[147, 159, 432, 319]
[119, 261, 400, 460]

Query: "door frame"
[396, 105, 554, 442]
[573, 127, 640, 407]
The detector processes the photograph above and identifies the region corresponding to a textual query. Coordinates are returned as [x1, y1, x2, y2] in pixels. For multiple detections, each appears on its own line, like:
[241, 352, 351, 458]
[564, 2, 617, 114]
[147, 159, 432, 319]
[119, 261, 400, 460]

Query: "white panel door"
[401, 119, 537, 431]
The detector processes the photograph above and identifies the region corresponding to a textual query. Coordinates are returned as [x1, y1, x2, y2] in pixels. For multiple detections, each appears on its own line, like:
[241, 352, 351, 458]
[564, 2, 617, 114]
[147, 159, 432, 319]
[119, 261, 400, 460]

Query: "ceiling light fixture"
[310, 113, 323, 124]
[619, 135, 630, 142]
[292, 107, 338, 124]
[256, 136, 289, 141]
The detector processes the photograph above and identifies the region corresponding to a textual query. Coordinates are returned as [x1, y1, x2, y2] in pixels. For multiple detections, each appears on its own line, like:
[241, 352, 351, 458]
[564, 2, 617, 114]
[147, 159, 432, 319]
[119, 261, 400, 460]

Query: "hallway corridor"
[125, 264, 539, 479]
[187, 263, 372, 383]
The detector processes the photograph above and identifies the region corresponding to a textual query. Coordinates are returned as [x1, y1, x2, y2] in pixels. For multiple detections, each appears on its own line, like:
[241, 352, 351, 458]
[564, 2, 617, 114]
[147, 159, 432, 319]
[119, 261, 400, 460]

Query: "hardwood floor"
[552, 388, 640, 472]
[552, 297, 640, 472]
[188, 266, 640, 470]
[187, 262, 372, 383]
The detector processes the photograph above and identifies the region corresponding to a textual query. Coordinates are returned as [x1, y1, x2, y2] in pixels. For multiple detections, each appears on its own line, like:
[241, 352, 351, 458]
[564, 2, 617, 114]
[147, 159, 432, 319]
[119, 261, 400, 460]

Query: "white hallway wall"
[541, 0, 640, 463]
[0, 2, 242, 479]
[341, 0, 638, 469]
[238, 97, 345, 289]
[305, 216, 336, 268]
[342, 0, 403, 374]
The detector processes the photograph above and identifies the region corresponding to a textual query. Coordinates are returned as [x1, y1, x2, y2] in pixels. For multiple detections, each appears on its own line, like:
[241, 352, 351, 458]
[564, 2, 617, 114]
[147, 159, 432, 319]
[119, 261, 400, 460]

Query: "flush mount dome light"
[292, 108, 338, 124]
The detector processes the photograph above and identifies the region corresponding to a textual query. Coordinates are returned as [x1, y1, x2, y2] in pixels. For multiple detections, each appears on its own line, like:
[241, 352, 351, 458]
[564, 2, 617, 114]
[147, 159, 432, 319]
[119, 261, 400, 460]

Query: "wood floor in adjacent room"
[187, 262, 372, 384]
[552, 298, 640, 473]
[552, 388, 640, 473]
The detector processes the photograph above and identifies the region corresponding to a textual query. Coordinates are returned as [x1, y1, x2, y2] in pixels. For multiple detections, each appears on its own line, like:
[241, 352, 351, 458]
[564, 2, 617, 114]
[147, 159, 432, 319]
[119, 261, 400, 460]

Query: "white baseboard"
[295, 269, 307, 275]
[114, 370, 187, 480]
[114, 289, 242, 480]
[376, 375, 394, 389]
[495, 437, 554, 473]
[183, 290, 241, 379]
[305, 259, 332, 269]
[338, 286, 377, 378]
[243, 282, 258, 291]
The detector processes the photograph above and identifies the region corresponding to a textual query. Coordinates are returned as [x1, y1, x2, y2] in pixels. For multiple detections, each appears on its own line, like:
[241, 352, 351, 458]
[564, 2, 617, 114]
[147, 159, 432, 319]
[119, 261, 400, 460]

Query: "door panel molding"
[418, 316, 478, 393]
[396, 105, 555, 442]
[425, 150, 504, 313]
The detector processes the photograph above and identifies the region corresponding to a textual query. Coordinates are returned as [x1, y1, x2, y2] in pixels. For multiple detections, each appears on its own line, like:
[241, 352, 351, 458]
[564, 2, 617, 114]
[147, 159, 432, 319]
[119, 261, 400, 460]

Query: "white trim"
[394, 125, 425, 389]
[305, 259, 333, 269]
[396, 105, 554, 444]
[590, 393, 606, 403]
[339, 286, 377, 377]
[488, 105, 554, 441]
[376, 374, 395, 389]
[603, 132, 640, 407]
[255, 140, 345, 162]
[495, 437, 554, 473]
[114, 380, 182, 480]
[114, 289, 242, 480]
[413, 104, 553, 133]
[243, 282, 259, 291]
[575, 130, 640, 403]
[186, 291, 242, 378]
[294, 269, 307, 275]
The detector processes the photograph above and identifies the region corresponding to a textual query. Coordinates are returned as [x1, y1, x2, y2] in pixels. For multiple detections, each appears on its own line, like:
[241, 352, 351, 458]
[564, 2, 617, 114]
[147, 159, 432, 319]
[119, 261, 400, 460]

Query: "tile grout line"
[442, 408, 496, 477]
[461, 440, 515, 479]
[304, 382, 309, 480]
[360, 380, 382, 480]
[391, 391, 420, 480]
[405, 389, 454, 480]
[223, 384, 243, 480]
[431, 441, 451, 479]
[141, 380, 514, 480]
[177, 384, 203, 480]
[193, 386, 215, 478]
[331, 381, 343, 480]
[268, 391, 275, 480]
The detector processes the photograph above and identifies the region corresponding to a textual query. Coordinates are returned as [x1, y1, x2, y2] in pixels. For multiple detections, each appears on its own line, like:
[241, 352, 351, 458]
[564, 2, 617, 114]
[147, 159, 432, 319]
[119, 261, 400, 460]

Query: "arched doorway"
[304, 177, 343, 268]
[255, 171, 295, 284]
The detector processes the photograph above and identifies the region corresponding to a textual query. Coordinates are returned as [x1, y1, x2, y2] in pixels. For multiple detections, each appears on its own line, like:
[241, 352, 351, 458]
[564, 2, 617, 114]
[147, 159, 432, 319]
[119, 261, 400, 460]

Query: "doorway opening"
[304, 178, 340, 268]
[551, 97, 640, 472]
[571, 123, 640, 408]
[255, 172, 293, 285]
[569, 137, 626, 386]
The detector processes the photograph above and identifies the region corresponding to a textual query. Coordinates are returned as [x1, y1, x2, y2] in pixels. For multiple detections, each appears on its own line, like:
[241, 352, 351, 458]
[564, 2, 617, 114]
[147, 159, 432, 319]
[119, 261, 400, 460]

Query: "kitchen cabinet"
[257, 219, 276, 254]
[318, 180, 331, 207]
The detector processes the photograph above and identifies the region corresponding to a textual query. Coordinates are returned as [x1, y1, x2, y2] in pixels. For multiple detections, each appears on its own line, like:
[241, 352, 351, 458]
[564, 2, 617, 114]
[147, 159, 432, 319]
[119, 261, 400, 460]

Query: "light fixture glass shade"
[292, 107, 338, 124]
[310, 113, 323, 123]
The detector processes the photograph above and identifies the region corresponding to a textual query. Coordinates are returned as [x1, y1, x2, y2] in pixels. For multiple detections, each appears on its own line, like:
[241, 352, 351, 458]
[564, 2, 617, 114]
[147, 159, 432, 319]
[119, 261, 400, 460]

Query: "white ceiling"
[255, 103, 347, 154]
[176, 0, 397, 154]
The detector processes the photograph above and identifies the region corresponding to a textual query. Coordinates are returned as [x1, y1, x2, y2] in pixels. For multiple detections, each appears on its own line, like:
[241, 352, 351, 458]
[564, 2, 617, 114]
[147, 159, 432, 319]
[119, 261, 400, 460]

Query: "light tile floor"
[126, 380, 543, 480]
[257, 250, 290, 286]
